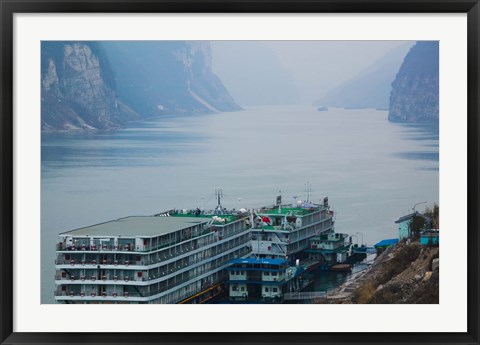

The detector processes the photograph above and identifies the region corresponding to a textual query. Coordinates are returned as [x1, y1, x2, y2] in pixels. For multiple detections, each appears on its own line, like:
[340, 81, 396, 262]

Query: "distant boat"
[317, 106, 329, 111]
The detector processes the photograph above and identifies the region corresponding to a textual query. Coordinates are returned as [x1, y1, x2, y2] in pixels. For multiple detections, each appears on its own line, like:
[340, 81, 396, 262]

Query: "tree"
[424, 203, 439, 229]
[410, 204, 439, 240]
[409, 214, 426, 240]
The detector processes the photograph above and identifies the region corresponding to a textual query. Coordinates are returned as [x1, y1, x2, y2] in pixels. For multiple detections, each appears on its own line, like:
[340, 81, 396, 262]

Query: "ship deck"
[59, 216, 210, 237]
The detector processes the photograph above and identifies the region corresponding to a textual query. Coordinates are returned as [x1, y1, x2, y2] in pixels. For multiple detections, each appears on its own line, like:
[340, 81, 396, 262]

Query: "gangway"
[283, 291, 327, 301]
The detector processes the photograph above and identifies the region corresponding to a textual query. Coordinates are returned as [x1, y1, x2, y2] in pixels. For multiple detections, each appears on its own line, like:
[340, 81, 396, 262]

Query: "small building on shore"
[395, 212, 432, 240]
[419, 229, 439, 246]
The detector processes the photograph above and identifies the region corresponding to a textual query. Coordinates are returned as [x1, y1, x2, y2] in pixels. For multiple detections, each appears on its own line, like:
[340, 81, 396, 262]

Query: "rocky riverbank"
[316, 242, 439, 304]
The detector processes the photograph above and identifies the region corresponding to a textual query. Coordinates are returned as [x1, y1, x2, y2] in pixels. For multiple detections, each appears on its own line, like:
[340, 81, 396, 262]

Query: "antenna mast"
[305, 181, 312, 203]
[215, 187, 223, 209]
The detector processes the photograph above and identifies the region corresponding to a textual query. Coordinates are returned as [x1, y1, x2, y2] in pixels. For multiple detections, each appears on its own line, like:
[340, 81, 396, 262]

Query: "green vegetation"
[410, 203, 439, 240]
[424, 203, 439, 228]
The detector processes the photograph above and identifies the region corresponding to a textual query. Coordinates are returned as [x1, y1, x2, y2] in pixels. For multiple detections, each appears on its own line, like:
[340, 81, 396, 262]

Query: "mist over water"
[41, 105, 438, 303]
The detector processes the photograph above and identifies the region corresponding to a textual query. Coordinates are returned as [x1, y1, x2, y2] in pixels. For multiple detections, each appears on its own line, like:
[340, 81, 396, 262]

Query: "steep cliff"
[41, 42, 140, 131]
[315, 43, 413, 110]
[41, 41, 241, 131]
[388, 41, 439, 123]
[100, 41, 241, 117]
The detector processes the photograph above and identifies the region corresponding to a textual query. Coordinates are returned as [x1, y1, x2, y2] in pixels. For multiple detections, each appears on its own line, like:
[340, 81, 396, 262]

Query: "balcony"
[55, 259, 140, 267]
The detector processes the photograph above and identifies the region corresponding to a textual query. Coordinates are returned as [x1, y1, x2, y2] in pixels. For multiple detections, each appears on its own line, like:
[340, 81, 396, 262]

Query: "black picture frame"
[1, 1, 479, 344]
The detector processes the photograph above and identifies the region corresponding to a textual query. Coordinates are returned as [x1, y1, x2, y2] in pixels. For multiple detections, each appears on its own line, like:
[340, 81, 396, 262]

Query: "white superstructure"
[54, 210, 251, 304]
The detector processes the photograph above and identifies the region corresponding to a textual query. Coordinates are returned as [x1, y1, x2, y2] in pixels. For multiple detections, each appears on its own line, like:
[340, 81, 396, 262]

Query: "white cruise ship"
[250, 196, 335, 263]
[54, 207, 251, 304]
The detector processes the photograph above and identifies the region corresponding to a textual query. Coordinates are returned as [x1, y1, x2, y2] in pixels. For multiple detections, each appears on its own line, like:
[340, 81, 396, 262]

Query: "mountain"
[388, 41, 439, 123]
[41, 41, 240, 131]
[100, 41, 241, 117]
[314, 43, 413, 110]
[41, 41, 141, 131]
[211, 41, 300, 106]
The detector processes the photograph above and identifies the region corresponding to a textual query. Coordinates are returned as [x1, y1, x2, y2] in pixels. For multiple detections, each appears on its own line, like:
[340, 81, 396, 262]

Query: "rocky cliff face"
[351, 243, 439, 304]
[41, 41, 241, 131]
[41, 42, 140, 131]
[388, 41, 439, 123]
[183, 42, 243, 112]
[99, 41, 241, 118]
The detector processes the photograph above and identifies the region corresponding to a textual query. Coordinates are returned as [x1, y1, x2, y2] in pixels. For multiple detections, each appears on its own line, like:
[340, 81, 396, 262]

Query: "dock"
[284, 260, 374, 302]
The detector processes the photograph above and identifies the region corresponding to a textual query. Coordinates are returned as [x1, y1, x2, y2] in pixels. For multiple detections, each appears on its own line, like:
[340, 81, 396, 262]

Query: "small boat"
[317, 106, 329, 111]
[330, 263, 352, 272]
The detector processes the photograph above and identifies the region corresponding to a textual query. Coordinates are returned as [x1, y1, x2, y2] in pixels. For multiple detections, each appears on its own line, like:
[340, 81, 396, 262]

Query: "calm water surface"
[41, 105, 438, 303]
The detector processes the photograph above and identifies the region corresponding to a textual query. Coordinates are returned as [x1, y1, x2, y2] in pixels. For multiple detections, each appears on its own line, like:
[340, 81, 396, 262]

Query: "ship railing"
[219, 228, 251, 241]
[54, 240, 247, 269]
[55, 280, 228, 301]
[55, 274, 137, 282]
[54, 247, 250, 295]
[56, 228, 246, 256]
[55, 259, 143, 266]
[136, 229, 216, 253]
[54, 291, 145, 298]
[58, 244, 135, 252]
[55, 261, 229, 299]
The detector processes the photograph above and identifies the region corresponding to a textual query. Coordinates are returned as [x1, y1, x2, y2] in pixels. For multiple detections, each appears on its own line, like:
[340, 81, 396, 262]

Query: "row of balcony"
[55, 291, 132, 298]
[56, 234, 250, 268]
[56, 245, 250, 286]
[56, 263, 230, 300]
[56, 227, 226, 253]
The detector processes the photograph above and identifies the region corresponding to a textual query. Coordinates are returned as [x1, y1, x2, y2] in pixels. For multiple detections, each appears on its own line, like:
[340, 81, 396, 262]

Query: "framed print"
[1, 0, 479, 344]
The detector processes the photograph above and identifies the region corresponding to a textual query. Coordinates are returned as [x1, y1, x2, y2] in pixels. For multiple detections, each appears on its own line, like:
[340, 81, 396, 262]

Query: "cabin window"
[264, 271, 270, 276]
[265, 287, 269, 292]
[273, 288, 278, 292]
[240, 287, 245, 291]
[272, 272, 277, 276]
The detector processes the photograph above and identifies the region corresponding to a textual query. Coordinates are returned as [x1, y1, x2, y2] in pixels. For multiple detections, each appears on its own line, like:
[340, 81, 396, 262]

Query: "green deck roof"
[171, 213, 240, 224]
[257, 207, 318, 216]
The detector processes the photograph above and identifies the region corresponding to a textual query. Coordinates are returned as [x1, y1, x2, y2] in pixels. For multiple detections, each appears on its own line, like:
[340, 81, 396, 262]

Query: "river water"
[41, 105, 439, 303]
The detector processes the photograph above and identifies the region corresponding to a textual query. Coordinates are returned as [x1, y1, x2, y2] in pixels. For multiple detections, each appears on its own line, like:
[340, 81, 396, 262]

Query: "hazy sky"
[212, 41, 414, 105]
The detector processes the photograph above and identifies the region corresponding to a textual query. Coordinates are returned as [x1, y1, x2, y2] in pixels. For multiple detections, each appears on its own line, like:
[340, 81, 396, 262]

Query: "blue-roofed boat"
[226, 257, 311, 302]
[374, 238, 399, 249]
